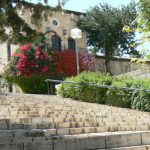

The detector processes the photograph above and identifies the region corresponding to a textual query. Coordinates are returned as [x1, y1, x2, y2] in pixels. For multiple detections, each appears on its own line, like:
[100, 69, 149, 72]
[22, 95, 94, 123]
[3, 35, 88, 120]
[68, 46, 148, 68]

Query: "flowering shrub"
[3, 44, 56, 94]
[79, 52, 95, 72]
[4, 45, 95, 93]
[13, 44, 52, 77]
[54, 51, 95, 77]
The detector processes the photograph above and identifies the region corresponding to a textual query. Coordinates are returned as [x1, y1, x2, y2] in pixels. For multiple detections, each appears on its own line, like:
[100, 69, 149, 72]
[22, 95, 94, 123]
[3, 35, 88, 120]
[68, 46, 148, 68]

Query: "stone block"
[42, 117, 53, 123]
[87, 135, 106, 149]
[53, 138, 88, 150]
[0, 137, 12, 144]
[141, 132, 150, 145]
[108, 145, 147, 150]
[83, 127, 96, 133]
[54, 134, 105, 150]
[74, 117, 82, 122]
[106, 132, 142, 148]
[12, 137, 32, 144]
[70, 122, 77, 128]
[55, 122, 70, 128]
[43, 129, 57, 136]
[57, 128, 70, 135]
[19, 118, 32, 124]
[96, 126, 108, 132]
[65, 117, 75, 122]
[0, 131, 13, 138]
[24, 143, 52, 150]
[24, 123, 37, 129]
[0, 123, 8, 129]
[146, 145, 150, 150]
[26, 129, 44, 137]
[31, 117, 43, 123]
[76, 122, 84, 127]
[70, 128, 83, 135]
[32, 137, 47, 143]
[9, 123, 23, 129]
[37, 123, 50, 129]
[13, 130, 27, 137]
[0, 144, 23, 150]
[53, 117, 65, 122]
[0, 119, 10, 124]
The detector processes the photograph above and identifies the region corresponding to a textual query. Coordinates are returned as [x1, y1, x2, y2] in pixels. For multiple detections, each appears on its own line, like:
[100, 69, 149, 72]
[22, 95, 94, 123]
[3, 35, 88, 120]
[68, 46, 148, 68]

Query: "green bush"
[57, 72, 150, 111]
[12, 74, 48, 94]
[131, 90, 150, 111]
[57, 72, 113, 104]
[130, 78, 150, 111]
[106, 76, 144, 108]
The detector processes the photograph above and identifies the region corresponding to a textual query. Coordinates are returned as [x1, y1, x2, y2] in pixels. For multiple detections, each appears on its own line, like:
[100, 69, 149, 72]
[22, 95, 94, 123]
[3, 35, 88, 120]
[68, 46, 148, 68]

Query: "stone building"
[0, 7, 86, 72]
[0, 5, 148, 77]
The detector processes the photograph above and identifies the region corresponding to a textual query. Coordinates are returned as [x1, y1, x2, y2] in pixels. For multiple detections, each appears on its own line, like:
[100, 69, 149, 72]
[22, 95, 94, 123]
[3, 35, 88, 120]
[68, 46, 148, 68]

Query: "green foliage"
[57, 72, 113, 103]
[0, 0, 69, 44]
[106, 76, 143, 108]
[136, 0, 150, 42]
[57, 72, 150, 111]
[12, 74, 47, 94]
[131, 90, 150, 111]
[130, 78, 150, 111]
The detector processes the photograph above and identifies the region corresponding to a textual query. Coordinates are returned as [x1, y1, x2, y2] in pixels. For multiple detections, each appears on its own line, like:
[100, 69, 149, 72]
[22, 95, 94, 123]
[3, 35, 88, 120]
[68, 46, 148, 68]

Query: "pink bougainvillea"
[79, 52, 96, 72]
[13, 44, 51, 77]
[19, 44, 32, 51]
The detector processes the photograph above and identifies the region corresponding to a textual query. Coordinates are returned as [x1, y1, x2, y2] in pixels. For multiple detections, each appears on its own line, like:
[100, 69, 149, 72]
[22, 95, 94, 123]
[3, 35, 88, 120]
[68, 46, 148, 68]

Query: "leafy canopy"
[0, 0, 69, 44]
[77, 2, 138, 57]
[136, 0, 150, 42]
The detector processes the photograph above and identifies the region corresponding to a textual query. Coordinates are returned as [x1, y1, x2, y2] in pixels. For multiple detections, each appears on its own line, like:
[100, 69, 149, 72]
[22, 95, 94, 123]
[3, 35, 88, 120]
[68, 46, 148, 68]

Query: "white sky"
[31, 0, 140, 12]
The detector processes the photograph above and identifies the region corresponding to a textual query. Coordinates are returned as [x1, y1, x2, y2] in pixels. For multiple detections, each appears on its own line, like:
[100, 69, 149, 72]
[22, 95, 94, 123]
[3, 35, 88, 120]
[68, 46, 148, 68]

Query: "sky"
[31, 0, 139, 12]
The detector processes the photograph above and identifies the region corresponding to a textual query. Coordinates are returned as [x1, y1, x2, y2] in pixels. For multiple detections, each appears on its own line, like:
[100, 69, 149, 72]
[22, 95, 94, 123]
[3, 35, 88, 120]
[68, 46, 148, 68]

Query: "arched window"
[51, 35, 61, 50]
[68, 37, 76, 51]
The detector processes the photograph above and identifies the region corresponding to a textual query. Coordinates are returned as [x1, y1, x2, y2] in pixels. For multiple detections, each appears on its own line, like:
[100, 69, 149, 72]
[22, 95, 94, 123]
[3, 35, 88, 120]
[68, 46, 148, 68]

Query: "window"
[51, 18, 59, 28]
[68, 37, 76, 51]
[51, 35, 61, 50]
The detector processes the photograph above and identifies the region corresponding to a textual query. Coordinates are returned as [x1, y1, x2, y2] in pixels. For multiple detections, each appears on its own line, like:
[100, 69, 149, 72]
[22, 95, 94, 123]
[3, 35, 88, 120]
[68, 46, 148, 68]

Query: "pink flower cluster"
[13, 44, 50, 77]
[79, 52, 96, 72]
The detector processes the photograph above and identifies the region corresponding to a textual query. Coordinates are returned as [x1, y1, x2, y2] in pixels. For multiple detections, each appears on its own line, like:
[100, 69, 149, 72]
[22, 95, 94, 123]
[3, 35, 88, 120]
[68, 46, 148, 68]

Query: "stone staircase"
[0, 93, 150, 150]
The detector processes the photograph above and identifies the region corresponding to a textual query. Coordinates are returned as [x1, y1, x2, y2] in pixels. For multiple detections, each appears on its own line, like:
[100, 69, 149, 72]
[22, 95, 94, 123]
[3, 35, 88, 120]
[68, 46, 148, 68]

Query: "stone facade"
[19, 7, 86, 50]
[0, 8, 86, 72]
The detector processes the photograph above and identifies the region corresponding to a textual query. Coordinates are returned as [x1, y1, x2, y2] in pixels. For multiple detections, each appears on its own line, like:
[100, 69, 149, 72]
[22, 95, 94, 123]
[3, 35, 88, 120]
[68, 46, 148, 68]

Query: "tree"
[77, 2, 138, 73]
[0, 0, 69, 44]
[136, 0, 150, 42]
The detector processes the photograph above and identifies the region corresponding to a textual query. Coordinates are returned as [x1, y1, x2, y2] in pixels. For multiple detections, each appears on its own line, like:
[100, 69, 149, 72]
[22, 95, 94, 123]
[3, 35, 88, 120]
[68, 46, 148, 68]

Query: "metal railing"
[45, 79, 150, 94]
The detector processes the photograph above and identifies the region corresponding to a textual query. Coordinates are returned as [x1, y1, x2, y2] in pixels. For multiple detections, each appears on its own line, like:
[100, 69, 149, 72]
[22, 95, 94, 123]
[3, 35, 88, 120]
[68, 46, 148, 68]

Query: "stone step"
[99, 145, 150, 150]
[0, 121, 149, 132]
[0, 130, 149, 149]
[0, 94, 150, 133]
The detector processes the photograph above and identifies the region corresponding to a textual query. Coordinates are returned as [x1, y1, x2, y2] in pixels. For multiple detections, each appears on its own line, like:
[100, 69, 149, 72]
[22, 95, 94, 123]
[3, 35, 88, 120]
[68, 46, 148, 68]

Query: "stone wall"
[95, 56, 150, 75]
